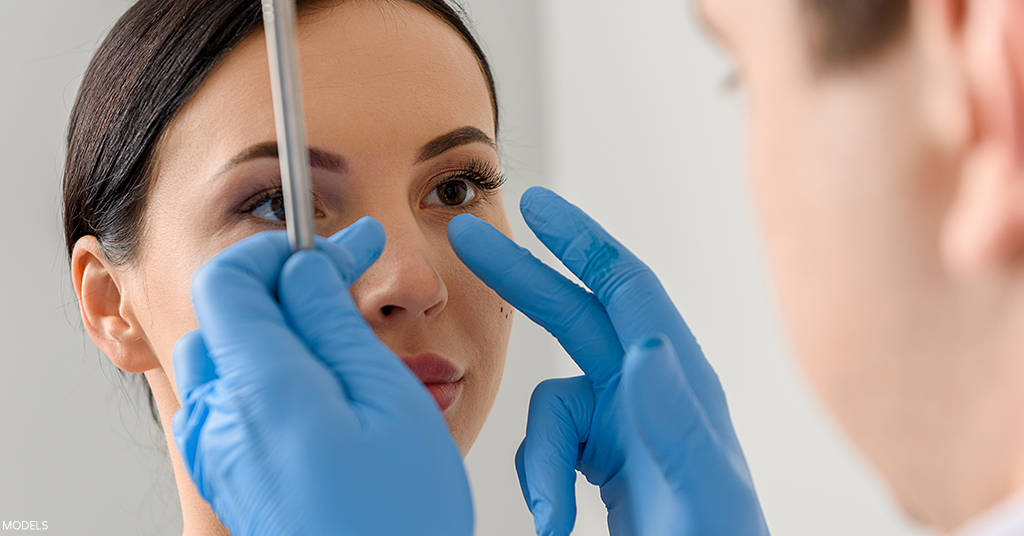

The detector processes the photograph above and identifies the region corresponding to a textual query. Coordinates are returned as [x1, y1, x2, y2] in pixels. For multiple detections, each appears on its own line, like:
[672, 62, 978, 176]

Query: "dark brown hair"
[63, 0, 497, 422]
[802, 0, 911, 68]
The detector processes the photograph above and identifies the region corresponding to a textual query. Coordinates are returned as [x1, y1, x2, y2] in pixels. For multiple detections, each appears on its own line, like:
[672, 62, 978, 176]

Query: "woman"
[63, 0, 512, 533]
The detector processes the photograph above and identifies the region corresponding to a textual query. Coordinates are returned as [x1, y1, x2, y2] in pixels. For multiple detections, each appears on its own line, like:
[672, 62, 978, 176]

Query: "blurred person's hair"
[803, 0, 911, 68]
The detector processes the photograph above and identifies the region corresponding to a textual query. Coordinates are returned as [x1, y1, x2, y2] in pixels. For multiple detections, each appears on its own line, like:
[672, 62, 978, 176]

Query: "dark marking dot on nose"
[381, 305, 394, 316]
[500, 307, 504, 313]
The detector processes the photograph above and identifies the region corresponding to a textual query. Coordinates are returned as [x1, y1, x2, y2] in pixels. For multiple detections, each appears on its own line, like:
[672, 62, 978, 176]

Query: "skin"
[698, 0, 1024, 531]
[71, 2, 512, 534]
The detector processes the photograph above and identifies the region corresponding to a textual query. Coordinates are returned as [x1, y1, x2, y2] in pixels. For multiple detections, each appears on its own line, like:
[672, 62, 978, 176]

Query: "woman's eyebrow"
[416, 126, 496, 164]
[212, 142, 347, 180]
[212, 128, 492, 180]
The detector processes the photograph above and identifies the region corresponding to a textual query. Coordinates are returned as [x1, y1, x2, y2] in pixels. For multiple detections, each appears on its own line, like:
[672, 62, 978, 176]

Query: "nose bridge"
[354, 212, 448, 325]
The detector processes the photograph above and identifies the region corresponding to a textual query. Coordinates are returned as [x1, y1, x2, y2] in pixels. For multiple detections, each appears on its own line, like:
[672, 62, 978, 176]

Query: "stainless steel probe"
[261, 0, 316, 252]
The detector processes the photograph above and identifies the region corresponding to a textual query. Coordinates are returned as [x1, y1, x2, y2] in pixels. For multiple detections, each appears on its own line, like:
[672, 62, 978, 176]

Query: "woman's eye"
[424, 179, 477, 207]
[249, 193, 287, 221]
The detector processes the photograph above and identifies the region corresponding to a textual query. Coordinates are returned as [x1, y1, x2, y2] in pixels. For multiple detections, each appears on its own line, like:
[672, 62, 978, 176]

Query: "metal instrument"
[261, 0, 315, 252]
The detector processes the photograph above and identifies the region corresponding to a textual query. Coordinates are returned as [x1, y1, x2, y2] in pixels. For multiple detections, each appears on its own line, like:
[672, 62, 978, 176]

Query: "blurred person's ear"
[936, 0, 1024, 274]
[72, 236, 160, 373]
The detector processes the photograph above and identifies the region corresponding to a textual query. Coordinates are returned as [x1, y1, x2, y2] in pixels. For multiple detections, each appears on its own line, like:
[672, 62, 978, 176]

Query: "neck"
[145, 368, 230, 536]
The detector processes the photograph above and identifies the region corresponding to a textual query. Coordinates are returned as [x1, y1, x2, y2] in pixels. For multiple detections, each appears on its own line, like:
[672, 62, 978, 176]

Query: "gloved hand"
[171, 217, 473, 536]
[448, 187, 769, 536]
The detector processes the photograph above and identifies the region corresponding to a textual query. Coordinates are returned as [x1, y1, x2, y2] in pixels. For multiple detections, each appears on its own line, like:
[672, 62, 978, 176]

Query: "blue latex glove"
[448, 188, 769, 536]
[171, 217, 473, 536]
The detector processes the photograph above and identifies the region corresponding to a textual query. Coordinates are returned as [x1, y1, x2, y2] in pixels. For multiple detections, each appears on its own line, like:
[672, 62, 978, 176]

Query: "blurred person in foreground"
[693, 0, 1024, 533]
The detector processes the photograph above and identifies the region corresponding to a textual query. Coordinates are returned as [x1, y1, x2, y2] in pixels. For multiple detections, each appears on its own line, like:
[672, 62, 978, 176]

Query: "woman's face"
[123, 0, 512, 454]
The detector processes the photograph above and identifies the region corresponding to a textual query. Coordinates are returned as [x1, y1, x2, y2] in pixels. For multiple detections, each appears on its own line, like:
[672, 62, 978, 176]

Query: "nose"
[351, 221, 448, 328]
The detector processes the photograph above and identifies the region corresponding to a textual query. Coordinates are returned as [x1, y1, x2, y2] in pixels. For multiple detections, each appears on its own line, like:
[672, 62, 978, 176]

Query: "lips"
[401, 353, 464, 412]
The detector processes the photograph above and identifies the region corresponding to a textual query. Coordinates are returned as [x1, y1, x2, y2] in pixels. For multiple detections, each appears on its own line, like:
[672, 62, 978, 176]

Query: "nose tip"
[353, 235, 448, 327]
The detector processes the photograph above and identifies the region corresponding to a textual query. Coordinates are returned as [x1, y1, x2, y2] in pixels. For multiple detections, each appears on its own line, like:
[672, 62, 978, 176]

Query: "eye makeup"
[237, 186, 287, 222]
[227, 152, 505, 226]
[423, 158, 506, 209]
[447, 158, 506, 192]
[232, 176, 326, 224]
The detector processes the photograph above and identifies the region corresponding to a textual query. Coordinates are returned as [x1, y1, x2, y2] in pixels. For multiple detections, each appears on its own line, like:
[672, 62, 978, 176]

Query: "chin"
[826, 390, 953, 530]
[890, 487, 935, 527]
[442, 402, 486, 458]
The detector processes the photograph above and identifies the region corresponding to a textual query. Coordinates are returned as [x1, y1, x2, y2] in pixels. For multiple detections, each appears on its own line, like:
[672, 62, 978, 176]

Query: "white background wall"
[0, 1, 932, 535]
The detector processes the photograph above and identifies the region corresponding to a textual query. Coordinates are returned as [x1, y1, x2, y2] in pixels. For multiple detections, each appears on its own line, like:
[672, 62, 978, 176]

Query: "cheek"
[435, 201, 515, 348]
[130, 251, 201, 392]
[137, 171, 288, 380]
[436, 236, 513, 363]
[745, 69, 953, 428]
[434, 210, 513, 354]
[132, 204, 245, 387]
[429, 230, 512, 452]
[750, 107, 885, 381]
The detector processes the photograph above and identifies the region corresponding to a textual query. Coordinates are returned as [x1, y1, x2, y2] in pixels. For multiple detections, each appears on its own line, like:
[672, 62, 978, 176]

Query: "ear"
[937, 0, 1024, 274]
[71, 236, 159, 373]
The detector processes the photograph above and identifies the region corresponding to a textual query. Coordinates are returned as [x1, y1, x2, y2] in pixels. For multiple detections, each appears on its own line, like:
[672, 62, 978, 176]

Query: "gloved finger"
[278, 251, 471, 533]
[514, 440, 531, 506]
[278, 248, 435, 415]
[519, 187, 692, 350]
[448, 214, 623, 390]
[517, 376, 596, 536]
[520, 187, 729, 425]
[324, 216, 386, 285]
[623, 334, 768, 534]
[623, 335, 738, 490]
[170, 331, 214, 487]
[190, 224, 383, 395]
[172, 329, 218, 404]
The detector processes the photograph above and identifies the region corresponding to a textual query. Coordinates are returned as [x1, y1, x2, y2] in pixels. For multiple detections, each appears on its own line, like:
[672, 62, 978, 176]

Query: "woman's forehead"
[161, 0, 494, 178]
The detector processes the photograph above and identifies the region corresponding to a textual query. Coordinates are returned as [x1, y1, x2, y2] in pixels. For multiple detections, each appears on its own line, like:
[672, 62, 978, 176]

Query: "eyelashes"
[235, 159, 506, 222]
[440, 158, 506, 193]
[423, 158, 506, 209]
[236, 184, 286, 221]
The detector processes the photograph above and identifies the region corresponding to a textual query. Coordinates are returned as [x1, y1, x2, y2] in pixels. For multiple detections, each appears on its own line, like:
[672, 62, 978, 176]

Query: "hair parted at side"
[801, 0, 911, 68]
[63, 0, 498, 423]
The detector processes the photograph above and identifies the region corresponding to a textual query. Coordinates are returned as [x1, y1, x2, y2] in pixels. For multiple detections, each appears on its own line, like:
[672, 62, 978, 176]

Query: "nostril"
[381, 305, 395, 317]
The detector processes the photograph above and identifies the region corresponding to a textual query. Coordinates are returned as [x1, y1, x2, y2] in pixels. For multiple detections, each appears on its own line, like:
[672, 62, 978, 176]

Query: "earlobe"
[938, 0, 1024, 275]
[71, 236, 159, 373]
